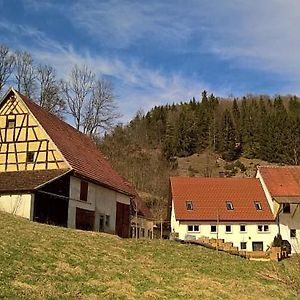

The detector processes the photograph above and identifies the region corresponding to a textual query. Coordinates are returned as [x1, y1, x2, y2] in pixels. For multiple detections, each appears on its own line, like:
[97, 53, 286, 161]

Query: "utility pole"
[135, 201, 138, 240]
[160, 217, 163, 239]
[216, 208, 219, 252]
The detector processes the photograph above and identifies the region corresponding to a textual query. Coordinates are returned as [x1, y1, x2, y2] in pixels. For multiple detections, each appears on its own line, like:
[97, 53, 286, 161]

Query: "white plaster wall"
[278, 207, 300, 253]
[170, 201, 180, 234]
[0, 193, 33, 219]
[256, 170, 275, 214]
[68, 176, 130, 234]
[131, 216, 154, 238]
[173, 221, 277, 251]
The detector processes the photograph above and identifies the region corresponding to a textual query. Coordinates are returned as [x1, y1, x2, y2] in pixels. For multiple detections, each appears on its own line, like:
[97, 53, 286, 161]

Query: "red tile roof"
[0, 169, 70, 193]
[170, 177, 274, 221]
[15, 91, 132, 196]
[258, 166, 300, 197]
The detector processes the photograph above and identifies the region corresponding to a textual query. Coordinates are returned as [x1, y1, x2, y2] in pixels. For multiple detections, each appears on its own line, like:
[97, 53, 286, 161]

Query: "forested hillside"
[99, 91, 300, 214]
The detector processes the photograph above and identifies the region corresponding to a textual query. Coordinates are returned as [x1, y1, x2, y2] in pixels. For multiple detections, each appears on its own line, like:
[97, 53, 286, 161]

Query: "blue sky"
[1, 0, 300, 122]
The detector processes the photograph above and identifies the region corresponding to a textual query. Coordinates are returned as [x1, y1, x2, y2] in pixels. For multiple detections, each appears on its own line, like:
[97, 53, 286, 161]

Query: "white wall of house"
[278, 206, 300, 253]
[68, 176, 130, 234]
[0, 193, 34, 219]
[257, 171, 300, 253]
[256, 170, 275, 214]
[131, 215, 154, 238]
[171, 200, 276, 251]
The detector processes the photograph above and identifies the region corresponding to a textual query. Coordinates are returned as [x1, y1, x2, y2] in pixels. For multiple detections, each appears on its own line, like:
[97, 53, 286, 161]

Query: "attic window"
[283, 203, 290, 214]
[26, 151, 35, 163]
[80, 181, 88, 201]
[186, 200, 193, 210]
[226, 201, 234, 210]
[6, 116, 16, 128]
[254, 201, 262, 210]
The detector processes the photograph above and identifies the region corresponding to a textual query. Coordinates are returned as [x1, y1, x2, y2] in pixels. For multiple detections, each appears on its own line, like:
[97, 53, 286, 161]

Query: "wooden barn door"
[76, 208, 95, 231]
[115, 202, 130, 238]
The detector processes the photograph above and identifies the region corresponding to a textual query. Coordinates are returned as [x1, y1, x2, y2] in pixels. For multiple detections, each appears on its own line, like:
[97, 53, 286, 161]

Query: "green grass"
[0, 212, 299, 299]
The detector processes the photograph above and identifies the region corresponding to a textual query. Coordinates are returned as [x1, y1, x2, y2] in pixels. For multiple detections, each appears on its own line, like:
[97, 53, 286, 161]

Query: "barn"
[0, 88, 133, 237]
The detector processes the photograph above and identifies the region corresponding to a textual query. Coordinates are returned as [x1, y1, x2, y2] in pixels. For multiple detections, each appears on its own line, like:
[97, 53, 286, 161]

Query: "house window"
[226, 201, 234, 210]
[240, 224, 246, 232]
[99, 215, 105, 232]
[211, 225, 217, 233]
[105, 215, 110, 227]
[290, 229, 296, 238]
[225, 225, 232, 233]
[283, 203, 291, 214]
[240, 242, 247, 250]
[80, 181, 88, 201]
[254, 201, 262, 210]
[6, 116, 16, 128]
[26, 151, 35, 163]
[187, 225, 200, 232]
[186, 200, 193, 210]
[258, 225, 269, 232]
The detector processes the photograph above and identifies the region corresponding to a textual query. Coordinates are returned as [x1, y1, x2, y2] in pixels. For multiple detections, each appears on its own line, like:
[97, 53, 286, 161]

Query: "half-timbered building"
[0, 88, 133, 237]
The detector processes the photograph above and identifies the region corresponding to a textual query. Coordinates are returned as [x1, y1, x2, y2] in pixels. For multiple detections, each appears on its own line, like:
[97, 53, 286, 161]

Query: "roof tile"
[0, 169, 69, 192]
[258, 166, 300, 197]
[170, 177, 274, 221]
[16, 91, 132, 195]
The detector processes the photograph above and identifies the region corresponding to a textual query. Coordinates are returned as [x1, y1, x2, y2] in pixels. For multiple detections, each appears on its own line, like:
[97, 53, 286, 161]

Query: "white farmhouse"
[170, 177, 277, 252]
[257, 166, 300, 253]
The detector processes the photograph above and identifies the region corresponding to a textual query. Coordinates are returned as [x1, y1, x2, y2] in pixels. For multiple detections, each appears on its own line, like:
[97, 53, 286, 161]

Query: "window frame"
[186, 200, 193, 210]
[225, 225, 232, 233]
[187, 225, 200, 232]
[6, 116, 16, 129]
[254, 201, 262, 210]
[99, 214, 105, 232]
[226, 201, 234, 210]
[283, 203, 291, 214]
[211, 225, 217, 233]
[290, 229, 296, 238]
[80, 180, 89, 201]
[258, 224, 270, 233]
[105, 215, 110, 227]
[240, 224, 246, 233]
[240, 242, 247, 250]
[26, 151, 35, 163]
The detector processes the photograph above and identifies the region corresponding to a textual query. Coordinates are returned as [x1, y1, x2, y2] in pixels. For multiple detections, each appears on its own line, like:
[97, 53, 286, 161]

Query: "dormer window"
[254, 201, 262, 210]
[186, 200, 193, 210]
[226, 201, 234, 210]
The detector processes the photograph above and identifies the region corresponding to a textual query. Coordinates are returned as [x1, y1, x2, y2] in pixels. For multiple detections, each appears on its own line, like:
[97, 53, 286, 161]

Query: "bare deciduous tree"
[61, 64, 94, 130]
[83, 79, 120, 135]
[36, 64, 65, 117]
[0, 45, 15, 94]
[15, 51, 36, 97]
[62, 65, 119, 135]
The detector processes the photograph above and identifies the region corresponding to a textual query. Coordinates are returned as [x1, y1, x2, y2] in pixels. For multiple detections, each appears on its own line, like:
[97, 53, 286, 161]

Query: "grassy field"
[0, 212, 299, 299]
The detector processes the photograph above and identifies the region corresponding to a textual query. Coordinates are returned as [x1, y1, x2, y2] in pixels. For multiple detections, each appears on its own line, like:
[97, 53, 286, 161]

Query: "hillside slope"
[0, 213, 299, 299]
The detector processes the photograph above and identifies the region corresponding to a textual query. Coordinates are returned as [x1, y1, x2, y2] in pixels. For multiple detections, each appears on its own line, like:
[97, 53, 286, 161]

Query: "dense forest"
[99, 91, 300, 216]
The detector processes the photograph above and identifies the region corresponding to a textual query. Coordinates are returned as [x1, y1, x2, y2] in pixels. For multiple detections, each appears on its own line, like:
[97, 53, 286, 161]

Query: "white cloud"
[68, 0, 196, 49]
[0, 19, 216, 122]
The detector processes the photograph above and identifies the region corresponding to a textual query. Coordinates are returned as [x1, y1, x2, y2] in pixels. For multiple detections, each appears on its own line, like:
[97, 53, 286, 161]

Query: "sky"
[1, 0, 300, 123]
